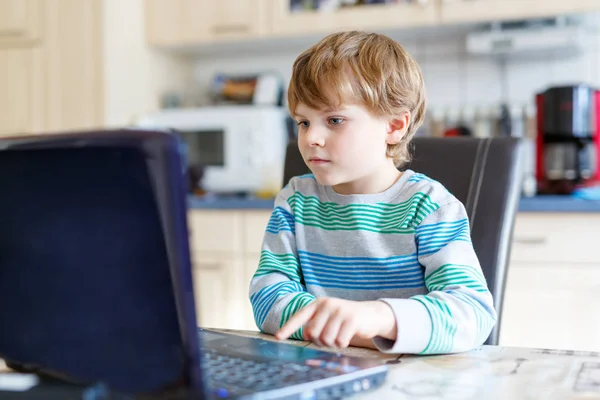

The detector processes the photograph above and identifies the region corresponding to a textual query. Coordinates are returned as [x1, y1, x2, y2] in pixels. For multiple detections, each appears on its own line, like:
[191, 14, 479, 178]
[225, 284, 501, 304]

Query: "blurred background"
[2, 0, 600, 353]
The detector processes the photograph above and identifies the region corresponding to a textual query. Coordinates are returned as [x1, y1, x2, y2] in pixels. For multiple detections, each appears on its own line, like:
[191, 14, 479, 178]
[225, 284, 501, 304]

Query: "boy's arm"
[373, 200, 497, 354]
[249, 186, 315, 340]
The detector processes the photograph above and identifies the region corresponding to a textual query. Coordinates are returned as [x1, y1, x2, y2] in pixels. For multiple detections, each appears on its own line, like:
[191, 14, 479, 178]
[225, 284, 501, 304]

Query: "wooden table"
[2, 329, 600, 399]
[218, 329, 600, 400]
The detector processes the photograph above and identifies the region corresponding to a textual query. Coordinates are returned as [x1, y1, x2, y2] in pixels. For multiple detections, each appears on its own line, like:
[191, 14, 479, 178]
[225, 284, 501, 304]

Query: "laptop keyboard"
[203, 350, 340, 395]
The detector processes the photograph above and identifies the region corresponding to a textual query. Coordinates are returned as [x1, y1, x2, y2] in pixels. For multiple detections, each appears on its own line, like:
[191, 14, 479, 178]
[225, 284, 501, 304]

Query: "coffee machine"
[535, 84, 600, 194]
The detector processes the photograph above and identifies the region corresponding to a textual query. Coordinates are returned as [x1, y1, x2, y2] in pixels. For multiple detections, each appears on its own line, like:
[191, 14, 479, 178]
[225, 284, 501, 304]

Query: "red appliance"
[535, 84, 600, 194]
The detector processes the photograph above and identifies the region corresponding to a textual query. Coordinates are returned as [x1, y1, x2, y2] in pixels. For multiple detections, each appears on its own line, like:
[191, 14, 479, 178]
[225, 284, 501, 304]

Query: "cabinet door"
[245, 257, 261, 332]
[146, 0, 267, 47]
[38, 0, 103, 132]
[440, 0, 600, 25]
[192, 255, 257, 331]
[192, 258, 232, 329]
[0, 49, 33, 135]
[188, 210, 243, 255]
[243, 210, 271, 255]
[146, 0, 210, 47]
[500, 262, 600, 352]
[271, 0, 438, 37]
[0, 0, 40, 47]
[510, 213, 600, 264]
[208, 0, 268, 41]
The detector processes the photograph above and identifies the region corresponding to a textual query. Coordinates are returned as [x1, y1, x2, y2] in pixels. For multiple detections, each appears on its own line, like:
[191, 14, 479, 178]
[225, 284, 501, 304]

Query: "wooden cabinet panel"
[192, 255, 256, 331]
[440, 0, 600, 25]
[271, 0, 438, 37]
[243, 211, 271, 254]
[500, 262, 600, 352]
[146, 0, 267, 47]
[0, 49, 33, 135]
[0, 0, 40, 47]
[510, 214, 600, 264]
[188, 210, 243, 255]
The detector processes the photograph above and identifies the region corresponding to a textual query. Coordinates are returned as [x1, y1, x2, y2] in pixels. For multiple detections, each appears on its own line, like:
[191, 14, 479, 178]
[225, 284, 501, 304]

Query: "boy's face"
[294, 102, 400, 194]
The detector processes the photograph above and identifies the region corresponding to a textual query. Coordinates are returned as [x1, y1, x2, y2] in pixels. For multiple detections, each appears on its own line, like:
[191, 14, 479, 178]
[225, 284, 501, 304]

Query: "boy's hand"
[275, 297, 396, 348]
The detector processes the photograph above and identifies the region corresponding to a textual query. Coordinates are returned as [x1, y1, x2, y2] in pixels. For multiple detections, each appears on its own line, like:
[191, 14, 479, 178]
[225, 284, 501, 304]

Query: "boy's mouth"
[308, 157, 330, 165]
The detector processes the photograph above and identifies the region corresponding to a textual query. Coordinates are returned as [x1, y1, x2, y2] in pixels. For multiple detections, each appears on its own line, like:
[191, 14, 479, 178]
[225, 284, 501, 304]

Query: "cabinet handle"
[194, 262, 221, 270]
[212, 24, 250, 34]
[513, 237, 547, 245]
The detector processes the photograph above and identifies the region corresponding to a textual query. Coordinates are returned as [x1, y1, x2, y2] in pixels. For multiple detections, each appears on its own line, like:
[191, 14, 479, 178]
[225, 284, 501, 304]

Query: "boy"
[249, 31, 496, 354]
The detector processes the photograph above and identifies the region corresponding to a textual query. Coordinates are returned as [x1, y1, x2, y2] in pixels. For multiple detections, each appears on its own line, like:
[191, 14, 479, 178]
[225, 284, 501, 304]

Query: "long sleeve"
[249, 183, 316, 340]
[374, 200, 497, 354]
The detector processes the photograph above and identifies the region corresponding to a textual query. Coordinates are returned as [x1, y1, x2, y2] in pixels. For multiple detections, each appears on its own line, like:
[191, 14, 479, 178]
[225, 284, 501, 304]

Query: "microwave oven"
[136, 106, 289, 194]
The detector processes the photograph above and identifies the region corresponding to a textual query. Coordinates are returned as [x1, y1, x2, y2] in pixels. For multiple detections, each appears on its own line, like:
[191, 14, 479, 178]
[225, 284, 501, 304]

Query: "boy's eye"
[329, 117, 344, 125]
[297, 120, 309, 128]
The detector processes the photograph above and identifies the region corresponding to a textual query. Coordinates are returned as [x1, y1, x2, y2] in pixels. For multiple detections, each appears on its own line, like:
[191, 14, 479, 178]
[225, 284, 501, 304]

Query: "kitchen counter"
[188, 195, 600, 213]
[213, 329, 600, 400]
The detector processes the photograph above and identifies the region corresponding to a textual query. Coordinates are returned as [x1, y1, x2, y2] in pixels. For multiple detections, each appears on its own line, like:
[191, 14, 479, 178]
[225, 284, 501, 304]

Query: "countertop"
[213, 329, 600, 400]
[188, 195, 600, 213]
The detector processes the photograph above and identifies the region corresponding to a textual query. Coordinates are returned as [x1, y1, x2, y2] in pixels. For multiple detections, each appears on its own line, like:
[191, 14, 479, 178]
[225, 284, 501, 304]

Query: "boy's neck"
[332, 160, 402, 195]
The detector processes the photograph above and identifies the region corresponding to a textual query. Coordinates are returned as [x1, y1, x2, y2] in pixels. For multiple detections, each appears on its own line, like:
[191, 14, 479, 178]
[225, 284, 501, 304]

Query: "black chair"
[282, 137, 523, 345]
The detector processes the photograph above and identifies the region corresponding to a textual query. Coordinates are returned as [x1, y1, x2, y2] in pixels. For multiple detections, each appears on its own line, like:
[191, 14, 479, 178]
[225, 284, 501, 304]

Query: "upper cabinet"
[0, 0, 103, 137]
[0, 0, 41, 47]
[145, 0, 600, 48]
[145, 0, 268, 47]
[439, 0, 600, 25]
[270, 0, 438, 36]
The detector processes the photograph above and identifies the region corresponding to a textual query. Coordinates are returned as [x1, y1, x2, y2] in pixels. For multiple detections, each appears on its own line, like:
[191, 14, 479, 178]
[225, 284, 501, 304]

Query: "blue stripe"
[301, 264, 423, 278]
[416, 219, 471, 255]
[300, 259, 422, 275]
[417, 219, 469, 235]
[407, 173, 435, 184]
[297, 250, 425, 289]
[297, 250, 418, 264]
[265, 206, 295, 235]
[250, 281, 303, 328]
[297, 174, 316, 180]
[305, 279, 426, 290]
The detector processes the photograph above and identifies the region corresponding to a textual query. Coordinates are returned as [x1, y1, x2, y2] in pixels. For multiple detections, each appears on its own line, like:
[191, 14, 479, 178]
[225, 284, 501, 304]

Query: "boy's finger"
[275, 303, 317, 340]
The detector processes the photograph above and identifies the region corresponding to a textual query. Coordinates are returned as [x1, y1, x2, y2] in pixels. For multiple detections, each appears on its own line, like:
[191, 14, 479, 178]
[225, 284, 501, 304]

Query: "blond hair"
[288, 31, 427, 167]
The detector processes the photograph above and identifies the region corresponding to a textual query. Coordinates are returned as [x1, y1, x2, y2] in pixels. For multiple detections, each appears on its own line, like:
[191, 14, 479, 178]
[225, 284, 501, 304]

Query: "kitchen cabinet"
[501, 261, 600, 352]
[0, 0, 40, 48]
[499, 213, 600, 352]
[270, 0, 438, 37]
[187, 210, 271, 331]
[439, 0, 600, 25]
[145, 0, 269, 47]
[0, 49, 34, 136]
[0, 0, 103, 136]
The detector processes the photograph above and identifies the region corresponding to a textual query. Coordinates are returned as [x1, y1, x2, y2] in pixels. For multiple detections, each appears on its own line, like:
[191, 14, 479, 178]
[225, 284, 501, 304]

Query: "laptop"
[0, 129, 388, 399]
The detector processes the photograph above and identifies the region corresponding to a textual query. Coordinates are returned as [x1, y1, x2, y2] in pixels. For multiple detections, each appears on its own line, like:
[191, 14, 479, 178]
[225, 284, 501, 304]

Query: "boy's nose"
[304, 127, 325, 147]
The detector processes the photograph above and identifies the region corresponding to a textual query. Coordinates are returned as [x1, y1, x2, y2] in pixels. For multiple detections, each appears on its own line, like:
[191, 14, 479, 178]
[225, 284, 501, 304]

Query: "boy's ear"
[386, 111, 411, 145]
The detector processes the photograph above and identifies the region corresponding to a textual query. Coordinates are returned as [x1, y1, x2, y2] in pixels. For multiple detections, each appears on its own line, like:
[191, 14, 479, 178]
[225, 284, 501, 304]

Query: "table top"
[2, 329, 600, 399]
[217, 329, 600, 400]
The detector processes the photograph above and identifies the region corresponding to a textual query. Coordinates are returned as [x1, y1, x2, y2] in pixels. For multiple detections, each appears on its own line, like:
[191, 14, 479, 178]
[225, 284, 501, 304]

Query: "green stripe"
[414, 295, 457, 354]
[253, 251, 302, 283]
[287, 192, 439, 233]
[280, 293, 316, 340]
[425, 264, 488, 292]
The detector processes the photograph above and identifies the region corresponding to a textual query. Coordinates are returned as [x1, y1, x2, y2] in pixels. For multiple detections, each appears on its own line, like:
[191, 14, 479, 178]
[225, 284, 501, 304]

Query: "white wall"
[191, 14, 600, 121]
[102, 0, 193, 127]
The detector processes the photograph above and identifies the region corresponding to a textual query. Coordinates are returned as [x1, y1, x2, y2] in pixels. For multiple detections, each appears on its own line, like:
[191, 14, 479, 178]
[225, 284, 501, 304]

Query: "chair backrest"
[283, 137, 523, 345]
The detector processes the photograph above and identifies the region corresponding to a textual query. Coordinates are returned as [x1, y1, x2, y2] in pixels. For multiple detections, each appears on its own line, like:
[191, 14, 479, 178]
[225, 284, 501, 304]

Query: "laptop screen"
[0, 145, 188, 394]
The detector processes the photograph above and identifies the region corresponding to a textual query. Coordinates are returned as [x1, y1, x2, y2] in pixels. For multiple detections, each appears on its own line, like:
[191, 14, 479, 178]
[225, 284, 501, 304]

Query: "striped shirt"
[249, 169, 496, 354]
